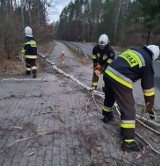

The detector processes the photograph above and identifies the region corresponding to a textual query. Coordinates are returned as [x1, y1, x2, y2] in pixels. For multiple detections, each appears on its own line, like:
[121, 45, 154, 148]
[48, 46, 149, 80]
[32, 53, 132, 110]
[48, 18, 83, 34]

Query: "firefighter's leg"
[32, 67, 37, 78]
[102, 76, 115, 123]
[31, 59, 37, 78]
[25, 58, 31, 75]
[113, 83, 143, 152]
[91, 71, 99, 89]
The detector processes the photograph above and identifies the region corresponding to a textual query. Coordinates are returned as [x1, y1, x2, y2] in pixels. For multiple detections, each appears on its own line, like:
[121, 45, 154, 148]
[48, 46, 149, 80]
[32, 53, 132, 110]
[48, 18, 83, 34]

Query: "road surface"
[0, 41, 160, 166]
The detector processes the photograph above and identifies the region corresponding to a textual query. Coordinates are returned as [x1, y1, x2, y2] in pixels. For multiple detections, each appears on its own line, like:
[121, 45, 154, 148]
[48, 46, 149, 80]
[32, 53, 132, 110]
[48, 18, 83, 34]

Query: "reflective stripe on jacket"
[104, 46, 155, 108]
[91, 44, 115, 69]
[22, 36, 38, 58]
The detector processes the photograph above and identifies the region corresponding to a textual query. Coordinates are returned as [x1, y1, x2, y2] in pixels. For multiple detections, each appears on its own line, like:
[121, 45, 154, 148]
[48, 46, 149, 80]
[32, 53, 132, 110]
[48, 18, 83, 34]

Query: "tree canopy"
[57, 0, 160, 46]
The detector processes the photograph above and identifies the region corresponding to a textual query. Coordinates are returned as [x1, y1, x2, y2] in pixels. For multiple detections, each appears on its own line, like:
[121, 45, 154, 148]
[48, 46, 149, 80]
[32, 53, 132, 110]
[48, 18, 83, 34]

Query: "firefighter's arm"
[19, 45, 26, 60]
[91, 55, 97, 66]
[20, 43, 26, 55]
[143, 88, 156, 120]
[107, 47, 115, 64]
[20, 49, 25, 55]
[141, 66, 156, 120]
[91, 47, 98, 64]
[21, 42, 30, 55]
[92, 55, 98, 72]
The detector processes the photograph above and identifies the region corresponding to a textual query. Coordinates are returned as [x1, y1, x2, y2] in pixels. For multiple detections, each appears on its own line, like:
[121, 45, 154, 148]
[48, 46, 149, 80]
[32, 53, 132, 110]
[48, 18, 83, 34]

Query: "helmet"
[98, 34, 109, 46]
[24, 26, 33, 37]
[147, 45, 160, 61]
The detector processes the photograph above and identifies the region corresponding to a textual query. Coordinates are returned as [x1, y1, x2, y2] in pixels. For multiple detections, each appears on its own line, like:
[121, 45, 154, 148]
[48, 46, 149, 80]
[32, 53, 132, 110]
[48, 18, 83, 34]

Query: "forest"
[1, 0, 160, 59]
[57, 0, 160, 46]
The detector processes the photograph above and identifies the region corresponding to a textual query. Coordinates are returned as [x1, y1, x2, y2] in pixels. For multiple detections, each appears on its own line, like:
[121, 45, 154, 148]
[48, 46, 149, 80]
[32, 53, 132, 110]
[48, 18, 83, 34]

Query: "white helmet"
[99, 34, 109, 46]
[147, 45, 160, 61]
[24, 26, 33, 37]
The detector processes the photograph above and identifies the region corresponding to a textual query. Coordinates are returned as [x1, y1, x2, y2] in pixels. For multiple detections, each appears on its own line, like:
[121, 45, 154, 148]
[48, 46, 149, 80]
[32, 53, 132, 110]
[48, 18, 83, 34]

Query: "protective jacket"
[21, 36, 38, 59]
[91, 44, 115, 90]
[102, 46, 155, 141]
[21, 36, 38, 78]
[104, 46, 155, 109]
[91, 44, 115, 70]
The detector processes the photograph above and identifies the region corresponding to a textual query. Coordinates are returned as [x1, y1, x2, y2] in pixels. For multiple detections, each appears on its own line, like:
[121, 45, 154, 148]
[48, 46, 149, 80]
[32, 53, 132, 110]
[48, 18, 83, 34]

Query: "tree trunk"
[113, 0, 122, 44]
[146, 30, 151, 45]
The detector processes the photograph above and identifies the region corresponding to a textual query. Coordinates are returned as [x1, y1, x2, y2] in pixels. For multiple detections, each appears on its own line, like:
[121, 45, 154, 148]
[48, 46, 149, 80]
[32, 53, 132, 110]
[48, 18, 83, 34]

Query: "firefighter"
[91, 34, 115, 91]
[102, 45, 160, 152]
[21, 26, 38, 78]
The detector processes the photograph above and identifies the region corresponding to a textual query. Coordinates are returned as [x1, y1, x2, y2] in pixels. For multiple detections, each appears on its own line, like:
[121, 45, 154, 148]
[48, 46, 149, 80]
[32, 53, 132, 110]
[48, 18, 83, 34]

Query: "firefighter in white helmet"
[102, 44, 160, 152]
[21, 26, 38, 78]
[91, 34, 115, 91]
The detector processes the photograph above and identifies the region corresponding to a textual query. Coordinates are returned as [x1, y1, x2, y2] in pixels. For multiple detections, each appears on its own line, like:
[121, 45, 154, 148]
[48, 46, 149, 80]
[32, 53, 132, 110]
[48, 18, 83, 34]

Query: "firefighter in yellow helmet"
[21, 26, 38, 78]
[102, 44, 160, 152]
[91, 34, 115, 91]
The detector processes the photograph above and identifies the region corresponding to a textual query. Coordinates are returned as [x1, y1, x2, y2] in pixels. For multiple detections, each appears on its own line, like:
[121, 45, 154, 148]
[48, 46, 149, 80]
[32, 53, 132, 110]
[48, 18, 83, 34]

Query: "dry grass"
[0, 59, 24, 76]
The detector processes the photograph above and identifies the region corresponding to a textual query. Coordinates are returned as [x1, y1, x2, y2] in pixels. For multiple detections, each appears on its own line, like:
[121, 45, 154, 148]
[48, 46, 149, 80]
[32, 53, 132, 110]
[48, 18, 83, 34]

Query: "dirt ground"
[0, 41, 160, 165]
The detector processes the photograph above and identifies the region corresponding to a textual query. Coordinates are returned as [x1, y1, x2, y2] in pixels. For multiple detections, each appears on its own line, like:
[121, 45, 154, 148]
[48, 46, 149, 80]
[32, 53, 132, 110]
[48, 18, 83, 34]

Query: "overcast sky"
[48, 0, 71, 23]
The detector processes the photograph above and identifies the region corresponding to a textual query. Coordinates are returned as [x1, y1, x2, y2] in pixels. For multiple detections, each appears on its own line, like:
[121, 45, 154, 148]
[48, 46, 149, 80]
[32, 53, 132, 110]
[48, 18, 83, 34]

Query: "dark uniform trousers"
[92, 70, 99, 87]
[25, 58, 37, 75]
[103, 76, 136, 139]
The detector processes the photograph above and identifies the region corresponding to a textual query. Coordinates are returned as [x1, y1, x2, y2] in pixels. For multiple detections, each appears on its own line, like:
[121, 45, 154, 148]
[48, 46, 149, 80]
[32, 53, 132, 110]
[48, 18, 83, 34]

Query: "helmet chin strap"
[99, 44, 106, 49]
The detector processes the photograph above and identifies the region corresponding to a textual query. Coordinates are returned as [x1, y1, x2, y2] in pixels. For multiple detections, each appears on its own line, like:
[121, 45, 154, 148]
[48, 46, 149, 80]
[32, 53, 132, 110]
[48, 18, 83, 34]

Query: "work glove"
[19, 52, 25, 61]
[148, 109, 156, 120]
[142, 105, 156, 120]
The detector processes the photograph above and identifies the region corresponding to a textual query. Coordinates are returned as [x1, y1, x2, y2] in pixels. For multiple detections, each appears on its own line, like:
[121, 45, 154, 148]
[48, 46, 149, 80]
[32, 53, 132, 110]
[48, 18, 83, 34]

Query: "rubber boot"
[121, 140, 143, 152]
[101, 112, 113, 123]
[32, 70, 37, 78]
[26, 71, 31, 75]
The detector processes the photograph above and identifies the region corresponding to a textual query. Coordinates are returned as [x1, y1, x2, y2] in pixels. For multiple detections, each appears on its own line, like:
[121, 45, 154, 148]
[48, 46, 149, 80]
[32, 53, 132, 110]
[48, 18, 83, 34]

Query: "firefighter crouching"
[21, 26, 38, 78]
[102, 45, 160, 152]
[91, 34, 115, 91]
